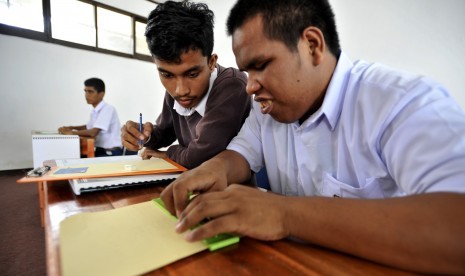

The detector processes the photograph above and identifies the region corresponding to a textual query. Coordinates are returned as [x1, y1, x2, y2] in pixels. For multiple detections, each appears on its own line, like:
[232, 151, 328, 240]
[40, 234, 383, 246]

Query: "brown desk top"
[44, 181, 415, 276]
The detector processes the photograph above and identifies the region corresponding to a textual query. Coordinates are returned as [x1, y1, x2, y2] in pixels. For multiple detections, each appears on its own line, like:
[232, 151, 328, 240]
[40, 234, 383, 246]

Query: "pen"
[139, 113, 143, 146]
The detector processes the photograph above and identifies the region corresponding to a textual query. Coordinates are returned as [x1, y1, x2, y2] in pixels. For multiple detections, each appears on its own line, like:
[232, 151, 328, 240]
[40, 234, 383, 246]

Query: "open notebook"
[54, 156, 182, 195]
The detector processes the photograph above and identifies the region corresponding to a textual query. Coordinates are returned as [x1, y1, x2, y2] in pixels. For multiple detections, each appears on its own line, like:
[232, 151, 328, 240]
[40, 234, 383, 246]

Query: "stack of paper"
[54, 156, 183, 195]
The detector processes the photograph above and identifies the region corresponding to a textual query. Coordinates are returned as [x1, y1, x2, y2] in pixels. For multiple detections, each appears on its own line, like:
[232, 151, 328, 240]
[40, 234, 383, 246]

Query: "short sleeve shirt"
[86, 101, 122, 149]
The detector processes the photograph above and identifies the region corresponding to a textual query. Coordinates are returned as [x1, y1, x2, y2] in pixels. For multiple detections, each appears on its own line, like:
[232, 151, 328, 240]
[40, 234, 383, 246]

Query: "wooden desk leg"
[87, 138, 95, 158]
[38, 181, 45, 227]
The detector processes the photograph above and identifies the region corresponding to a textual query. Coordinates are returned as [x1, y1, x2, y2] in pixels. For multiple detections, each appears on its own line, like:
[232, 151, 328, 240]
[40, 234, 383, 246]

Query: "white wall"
[1, 0, 464, 170]
[331, 0, 465, 109]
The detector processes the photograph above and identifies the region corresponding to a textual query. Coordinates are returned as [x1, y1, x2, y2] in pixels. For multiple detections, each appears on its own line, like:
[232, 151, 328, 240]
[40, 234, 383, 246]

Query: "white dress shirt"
[227, 52, 465, 198]
[86, 101, 122, 149]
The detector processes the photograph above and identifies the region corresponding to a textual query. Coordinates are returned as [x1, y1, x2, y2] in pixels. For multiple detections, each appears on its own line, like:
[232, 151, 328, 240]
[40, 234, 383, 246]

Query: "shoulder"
[100, 101, 116, 112]
[339, 61, 458, 140]
[209, 65, 248, 100]
[207, 65, 249, 102]
[214, 64, 247, 87]
[350, 61, 446, 97]
[347, 61, 451, 113]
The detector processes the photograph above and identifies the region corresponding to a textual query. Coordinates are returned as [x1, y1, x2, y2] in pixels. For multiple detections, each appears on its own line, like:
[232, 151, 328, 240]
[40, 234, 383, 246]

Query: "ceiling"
[146, 0, 186, 3]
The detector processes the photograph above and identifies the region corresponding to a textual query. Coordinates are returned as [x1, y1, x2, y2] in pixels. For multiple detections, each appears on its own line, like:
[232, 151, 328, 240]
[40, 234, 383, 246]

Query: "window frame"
[0, 0, 152, 62]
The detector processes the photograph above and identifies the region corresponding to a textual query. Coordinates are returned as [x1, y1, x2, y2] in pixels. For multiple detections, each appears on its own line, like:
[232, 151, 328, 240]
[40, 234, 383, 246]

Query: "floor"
[0, 169, 46, 276]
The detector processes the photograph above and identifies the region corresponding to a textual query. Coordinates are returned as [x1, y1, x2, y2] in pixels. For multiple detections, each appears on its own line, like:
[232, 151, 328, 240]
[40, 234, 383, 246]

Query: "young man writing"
[160, 0, 465, 273]
[121, 1, 251, 169]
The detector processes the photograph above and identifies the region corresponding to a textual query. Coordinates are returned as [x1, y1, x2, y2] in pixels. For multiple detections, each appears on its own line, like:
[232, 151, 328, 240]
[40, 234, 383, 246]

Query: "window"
[0, 0, 44, 32]
[0, 0, 152, 61]
[135, 21, 151, 56]
[97, 7, 133, 54]
[50, 0, 95, 46]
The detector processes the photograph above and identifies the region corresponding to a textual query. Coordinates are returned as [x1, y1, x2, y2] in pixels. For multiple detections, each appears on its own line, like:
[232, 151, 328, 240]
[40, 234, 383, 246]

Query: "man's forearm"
[69, 125, 86, 131]
[207, 150, 252, 185]
[284, 193, 465, 274]
[71, 127, 100, 138]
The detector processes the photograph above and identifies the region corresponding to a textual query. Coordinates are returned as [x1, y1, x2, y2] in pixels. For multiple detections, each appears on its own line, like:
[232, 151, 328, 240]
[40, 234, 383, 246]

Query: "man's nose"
[175, 78, 189, 96]
[246, 74, 261, 95]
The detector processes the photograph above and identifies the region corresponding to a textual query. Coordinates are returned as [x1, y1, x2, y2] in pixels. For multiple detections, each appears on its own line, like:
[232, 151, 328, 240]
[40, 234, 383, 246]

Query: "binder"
[68, 173, 180, 195]
[17, 155, 186, 184]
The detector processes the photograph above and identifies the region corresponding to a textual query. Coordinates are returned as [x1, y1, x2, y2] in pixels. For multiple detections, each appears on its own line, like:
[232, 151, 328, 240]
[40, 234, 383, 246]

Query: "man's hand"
[121, 120, 153, 151]
[140, 148, 167, 160]
[175, 185, 289, 242]
[161, 149, 253, 223]
[58, 127, 73, 135]
[160, 162, 229, 217]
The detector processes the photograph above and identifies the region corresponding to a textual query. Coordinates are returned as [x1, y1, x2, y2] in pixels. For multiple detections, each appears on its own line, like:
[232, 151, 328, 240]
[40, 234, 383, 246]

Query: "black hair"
[145, 1, 215, 63]
[226, 0, 340, 56]
[84, 78, 105, 93]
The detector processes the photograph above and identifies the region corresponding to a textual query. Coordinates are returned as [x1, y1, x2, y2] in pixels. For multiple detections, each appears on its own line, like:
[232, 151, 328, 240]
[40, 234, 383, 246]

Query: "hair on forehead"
[145, 1, 215, 63]
[84, 78, 105, 93]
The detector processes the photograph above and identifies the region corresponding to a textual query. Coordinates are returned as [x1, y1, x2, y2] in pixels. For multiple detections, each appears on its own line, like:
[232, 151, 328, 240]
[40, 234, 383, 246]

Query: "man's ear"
[209, 54, 218, 72]
[302, 26, 325, 66]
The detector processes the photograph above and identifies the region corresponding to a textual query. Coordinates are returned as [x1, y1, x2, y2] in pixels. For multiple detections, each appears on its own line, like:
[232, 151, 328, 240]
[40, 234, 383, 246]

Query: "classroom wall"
[331, 0, 465, 108]
[0, 0, 464, 170]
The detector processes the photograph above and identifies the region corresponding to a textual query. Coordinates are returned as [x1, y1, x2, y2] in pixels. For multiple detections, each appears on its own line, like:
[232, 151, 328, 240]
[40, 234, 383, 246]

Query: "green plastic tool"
[152, 198, 240, 251]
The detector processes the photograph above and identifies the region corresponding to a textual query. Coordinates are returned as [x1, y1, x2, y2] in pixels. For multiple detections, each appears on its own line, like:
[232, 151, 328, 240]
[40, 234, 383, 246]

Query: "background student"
[121, 1, 251, 169]
[58, 77, 125, 157]
[160, 0, 465, 274]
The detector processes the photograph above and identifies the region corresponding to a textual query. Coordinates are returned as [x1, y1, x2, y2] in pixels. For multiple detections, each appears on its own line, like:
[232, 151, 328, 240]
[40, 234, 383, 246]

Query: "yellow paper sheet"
[59, 201, 207, 276]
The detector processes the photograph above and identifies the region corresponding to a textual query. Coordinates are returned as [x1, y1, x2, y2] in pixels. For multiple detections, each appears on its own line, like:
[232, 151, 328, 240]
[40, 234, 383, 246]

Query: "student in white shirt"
[159, 0, 465, 274]
[58, 78, 124, 157]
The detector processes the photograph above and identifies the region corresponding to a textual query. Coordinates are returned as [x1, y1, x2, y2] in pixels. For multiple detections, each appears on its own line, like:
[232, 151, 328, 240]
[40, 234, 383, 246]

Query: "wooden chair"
[80, 137, 95, 158]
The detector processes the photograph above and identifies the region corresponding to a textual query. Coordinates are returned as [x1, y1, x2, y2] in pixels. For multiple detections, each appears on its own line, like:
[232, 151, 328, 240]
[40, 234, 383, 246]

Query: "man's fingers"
[172, 182, 191, 218]
[176, 194, 239, 241]
[183, 216, 235, 242]
[121, 120, 142, 150]
[143, 122, 153, 138]
[160, 184, 177, 216]
[140, 149, 157, 160]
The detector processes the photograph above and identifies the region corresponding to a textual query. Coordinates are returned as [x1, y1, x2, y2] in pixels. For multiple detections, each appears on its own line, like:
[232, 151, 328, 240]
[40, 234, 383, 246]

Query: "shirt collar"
[173, 67, 218, 117]
[93, 100, 106, 113]
[300, 51, 353, 131]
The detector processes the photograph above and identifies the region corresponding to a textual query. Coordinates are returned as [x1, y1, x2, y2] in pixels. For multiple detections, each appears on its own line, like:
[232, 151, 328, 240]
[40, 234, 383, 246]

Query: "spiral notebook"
[68, 173, 180, 195]
[31, 133, 80, 168]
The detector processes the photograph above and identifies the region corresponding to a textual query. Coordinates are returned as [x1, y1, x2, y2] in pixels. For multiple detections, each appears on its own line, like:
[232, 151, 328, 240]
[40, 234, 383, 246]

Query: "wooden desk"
[25, 137, 94, 227]
[44, 181, 415, 276]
